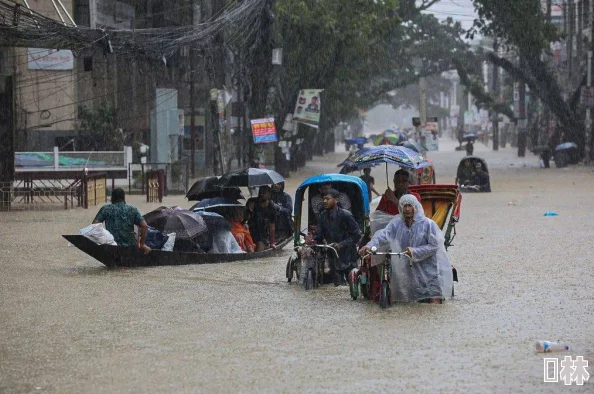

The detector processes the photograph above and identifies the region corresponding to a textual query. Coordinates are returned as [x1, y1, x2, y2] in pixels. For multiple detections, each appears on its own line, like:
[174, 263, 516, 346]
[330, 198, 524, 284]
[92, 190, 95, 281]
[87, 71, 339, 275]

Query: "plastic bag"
[78, 223, 117, 245]
[162, 233, 176, 252]
[145, 227, 168, 250]
[208, 230, 244, 254]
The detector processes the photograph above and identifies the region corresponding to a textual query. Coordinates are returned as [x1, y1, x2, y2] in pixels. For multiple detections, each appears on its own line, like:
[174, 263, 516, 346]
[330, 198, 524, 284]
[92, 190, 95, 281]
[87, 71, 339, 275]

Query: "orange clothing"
[230, 220, 256, 252]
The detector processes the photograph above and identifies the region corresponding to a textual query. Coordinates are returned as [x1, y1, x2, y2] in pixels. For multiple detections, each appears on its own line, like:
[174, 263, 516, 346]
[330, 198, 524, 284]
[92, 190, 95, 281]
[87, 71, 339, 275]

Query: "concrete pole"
[586, 50, 592, 163]
[419, 76, 427, 125]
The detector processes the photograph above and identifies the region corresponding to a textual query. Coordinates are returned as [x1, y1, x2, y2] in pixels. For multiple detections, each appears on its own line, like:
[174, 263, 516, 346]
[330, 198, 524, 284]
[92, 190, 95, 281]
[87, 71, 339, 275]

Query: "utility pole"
[492, 38, 500, 151]
[569, 0, 575, 89]
[586, 0, 594, 163]
[419, 76, 427, 128]
[190, 47, 196, 178]
[518, 55, 527, 157]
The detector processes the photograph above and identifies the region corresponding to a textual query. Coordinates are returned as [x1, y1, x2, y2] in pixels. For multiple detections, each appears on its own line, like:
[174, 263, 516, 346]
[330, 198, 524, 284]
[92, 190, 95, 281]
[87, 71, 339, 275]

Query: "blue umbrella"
[338, 145, 430, 170]
[194, 211, 231, 231]
[338, 145, 431, 184]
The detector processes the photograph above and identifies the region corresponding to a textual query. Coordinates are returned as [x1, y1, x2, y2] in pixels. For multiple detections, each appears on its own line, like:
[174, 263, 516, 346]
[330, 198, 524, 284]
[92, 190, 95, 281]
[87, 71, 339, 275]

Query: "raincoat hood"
[273, 181, 285, 193]
[398, 194, 425, 221]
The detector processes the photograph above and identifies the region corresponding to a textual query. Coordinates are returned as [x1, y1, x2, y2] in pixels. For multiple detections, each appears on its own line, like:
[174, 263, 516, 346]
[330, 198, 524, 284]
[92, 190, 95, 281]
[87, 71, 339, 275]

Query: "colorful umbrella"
[338, 145, 431, 184]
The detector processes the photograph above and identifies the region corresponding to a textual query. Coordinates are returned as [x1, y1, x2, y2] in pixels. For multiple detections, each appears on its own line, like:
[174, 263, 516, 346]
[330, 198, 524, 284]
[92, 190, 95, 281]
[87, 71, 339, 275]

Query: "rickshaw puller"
[307, 189, 361, 286]
[360, 194, 452, 303]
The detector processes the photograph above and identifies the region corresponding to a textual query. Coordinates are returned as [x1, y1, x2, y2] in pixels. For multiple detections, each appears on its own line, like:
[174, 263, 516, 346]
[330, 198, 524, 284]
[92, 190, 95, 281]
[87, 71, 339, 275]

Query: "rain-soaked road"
[1, 139, 593, 393]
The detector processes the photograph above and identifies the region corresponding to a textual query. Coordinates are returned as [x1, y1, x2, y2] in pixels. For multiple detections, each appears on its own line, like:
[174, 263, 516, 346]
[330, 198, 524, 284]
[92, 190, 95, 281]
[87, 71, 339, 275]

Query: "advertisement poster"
[293, 89, 323, 128]
[251, 118, 278, 144]
[27, 48, 74, 70]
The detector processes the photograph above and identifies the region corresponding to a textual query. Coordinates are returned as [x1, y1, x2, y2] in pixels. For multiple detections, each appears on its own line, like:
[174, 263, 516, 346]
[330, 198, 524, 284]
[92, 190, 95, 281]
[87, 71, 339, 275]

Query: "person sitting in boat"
[271, 181, 294, 242]
[229, 208, 255, 253]
[248, 185, 277, 252]
[93, 188, 151, 254]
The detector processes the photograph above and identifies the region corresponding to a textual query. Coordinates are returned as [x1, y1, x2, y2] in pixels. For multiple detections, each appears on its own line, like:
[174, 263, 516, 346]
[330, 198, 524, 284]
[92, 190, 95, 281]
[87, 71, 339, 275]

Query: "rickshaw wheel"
[286, 257, 294, 283]
[348, 274, 359, 300]
[361, 283, 370, 299]
[304, 269, 314, 290]
[379, 281, 390, 309]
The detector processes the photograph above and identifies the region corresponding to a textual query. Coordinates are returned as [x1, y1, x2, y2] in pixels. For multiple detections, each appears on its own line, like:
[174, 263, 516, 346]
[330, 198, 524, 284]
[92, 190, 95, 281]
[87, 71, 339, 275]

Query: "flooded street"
[1, 140, 593, 393]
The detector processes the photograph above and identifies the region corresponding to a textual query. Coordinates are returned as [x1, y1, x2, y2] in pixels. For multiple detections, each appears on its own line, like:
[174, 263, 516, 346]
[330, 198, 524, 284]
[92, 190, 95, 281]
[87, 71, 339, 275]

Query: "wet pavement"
[1, 138, 593, 393]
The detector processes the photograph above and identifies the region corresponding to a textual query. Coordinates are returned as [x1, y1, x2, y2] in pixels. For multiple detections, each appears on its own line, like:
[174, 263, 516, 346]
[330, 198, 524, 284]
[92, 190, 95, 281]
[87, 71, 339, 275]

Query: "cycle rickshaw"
[285, 174, 370, 289]
[348, 184, 462, 306]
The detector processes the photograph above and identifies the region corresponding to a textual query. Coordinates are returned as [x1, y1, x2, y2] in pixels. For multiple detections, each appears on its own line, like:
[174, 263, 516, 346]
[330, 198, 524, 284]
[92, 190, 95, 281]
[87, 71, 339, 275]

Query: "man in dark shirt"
[248, 185, 277, 251]
[271, 182, 294, 242]
[93, 188, 150, 253]
[309, 188, 361, 286]
[359, 168, 380, 201]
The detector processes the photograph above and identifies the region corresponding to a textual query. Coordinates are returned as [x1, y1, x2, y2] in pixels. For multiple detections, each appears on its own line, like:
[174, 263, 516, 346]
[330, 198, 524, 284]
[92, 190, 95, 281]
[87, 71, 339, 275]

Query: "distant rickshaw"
[285, 174, 370, 288]
[455, 156, 491, 192]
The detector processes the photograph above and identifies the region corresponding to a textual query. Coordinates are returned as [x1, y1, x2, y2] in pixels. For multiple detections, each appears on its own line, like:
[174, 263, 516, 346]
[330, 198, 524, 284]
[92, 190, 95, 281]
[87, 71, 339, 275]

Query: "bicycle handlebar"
[309, 244, 340, 259]
[363, 250, 413, 266]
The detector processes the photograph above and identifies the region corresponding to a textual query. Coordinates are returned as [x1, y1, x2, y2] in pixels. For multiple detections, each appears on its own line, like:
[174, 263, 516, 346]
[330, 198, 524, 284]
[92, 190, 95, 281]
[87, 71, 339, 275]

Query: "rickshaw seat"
[422, 200, 451, 229]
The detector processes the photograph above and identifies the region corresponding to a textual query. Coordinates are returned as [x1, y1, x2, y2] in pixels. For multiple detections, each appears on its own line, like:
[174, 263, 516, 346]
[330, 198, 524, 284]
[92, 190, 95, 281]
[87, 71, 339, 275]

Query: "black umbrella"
[218, 168, 284, 187]
[186, 177, 245, 201]
[190, 197, 244, 211]
[143, 207, 207, 240]
[462, 133, 477, 142]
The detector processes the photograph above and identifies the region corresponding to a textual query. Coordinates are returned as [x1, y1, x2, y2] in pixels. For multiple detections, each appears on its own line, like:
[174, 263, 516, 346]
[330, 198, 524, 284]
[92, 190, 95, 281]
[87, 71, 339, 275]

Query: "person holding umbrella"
[376, 169, 421, 215]
[93, 188, 151, 254]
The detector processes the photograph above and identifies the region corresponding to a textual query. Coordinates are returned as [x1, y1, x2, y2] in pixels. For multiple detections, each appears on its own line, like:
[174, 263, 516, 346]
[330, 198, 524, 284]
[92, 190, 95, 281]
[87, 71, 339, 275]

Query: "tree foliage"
[469, 0, 586, 153]
[76, 102, 123, 151]
[272, 1, 470, 133]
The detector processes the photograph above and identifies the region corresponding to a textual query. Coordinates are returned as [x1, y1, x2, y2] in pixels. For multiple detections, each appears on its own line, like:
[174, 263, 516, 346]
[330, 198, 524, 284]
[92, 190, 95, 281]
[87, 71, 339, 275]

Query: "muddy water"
[1, 139, 593, 393]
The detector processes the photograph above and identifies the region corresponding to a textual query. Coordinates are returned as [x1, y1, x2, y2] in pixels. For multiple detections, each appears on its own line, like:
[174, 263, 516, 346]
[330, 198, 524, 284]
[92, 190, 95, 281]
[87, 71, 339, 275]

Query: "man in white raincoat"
[359, 194, 453, 303]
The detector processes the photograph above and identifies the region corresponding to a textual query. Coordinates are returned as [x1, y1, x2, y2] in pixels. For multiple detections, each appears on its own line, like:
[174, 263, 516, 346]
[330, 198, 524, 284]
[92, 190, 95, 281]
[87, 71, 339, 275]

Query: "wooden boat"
[63, 235, 292, 268]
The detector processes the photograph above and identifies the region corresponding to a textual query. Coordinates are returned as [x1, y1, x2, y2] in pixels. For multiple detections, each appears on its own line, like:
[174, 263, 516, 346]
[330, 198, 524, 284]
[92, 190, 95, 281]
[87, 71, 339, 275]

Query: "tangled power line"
[0, 0, 267, 61]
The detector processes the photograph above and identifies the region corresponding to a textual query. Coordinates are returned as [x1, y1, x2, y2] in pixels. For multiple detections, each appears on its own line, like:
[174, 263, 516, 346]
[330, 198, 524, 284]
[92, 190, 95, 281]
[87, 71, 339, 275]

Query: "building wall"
[14, 0, 77, 150]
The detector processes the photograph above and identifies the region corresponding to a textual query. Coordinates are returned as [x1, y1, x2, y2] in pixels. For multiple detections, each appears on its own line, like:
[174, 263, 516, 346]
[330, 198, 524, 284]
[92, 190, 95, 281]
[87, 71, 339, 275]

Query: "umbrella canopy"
[462, 133, 477, 142]
[399, 140, 427, 153]
[218, 168, 284, 187]
[190, 197, 244, 211]
[555, 142, 578, 151]
[194, 211, 231, 231]
[338, 145, 431, 171]
[143, 207, 207, 240]
[185, 177, 246, 201]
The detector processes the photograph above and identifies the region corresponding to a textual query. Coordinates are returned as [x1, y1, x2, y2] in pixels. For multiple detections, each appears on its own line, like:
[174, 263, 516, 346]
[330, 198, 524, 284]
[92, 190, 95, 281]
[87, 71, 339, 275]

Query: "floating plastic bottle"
[536, 340, 569, 353]
[543, 211, 559, 217]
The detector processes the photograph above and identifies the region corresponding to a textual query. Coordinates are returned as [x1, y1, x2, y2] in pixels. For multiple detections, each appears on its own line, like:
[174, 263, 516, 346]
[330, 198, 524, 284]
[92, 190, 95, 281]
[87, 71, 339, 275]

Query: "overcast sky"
[424, 0, 478, 32]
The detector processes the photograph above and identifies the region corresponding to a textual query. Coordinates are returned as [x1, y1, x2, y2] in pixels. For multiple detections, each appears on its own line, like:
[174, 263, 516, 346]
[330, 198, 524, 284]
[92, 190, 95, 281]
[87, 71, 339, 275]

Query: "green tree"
[469, 0, 587, 155]
[76, 102, 123, 151]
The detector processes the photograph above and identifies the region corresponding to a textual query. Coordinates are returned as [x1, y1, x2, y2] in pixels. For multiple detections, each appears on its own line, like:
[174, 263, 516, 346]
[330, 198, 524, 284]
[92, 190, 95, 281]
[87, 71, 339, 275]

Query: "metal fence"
[128, 161, 189, 195]
[0, 173, 107, 211]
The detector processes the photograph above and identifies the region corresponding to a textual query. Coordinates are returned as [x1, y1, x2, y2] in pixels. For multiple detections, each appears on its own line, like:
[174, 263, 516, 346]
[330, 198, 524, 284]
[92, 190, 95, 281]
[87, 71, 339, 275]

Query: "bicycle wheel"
[379, 281, 390, 309]
[348, 271, 359, 300]
[286, 256, 294, 283]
